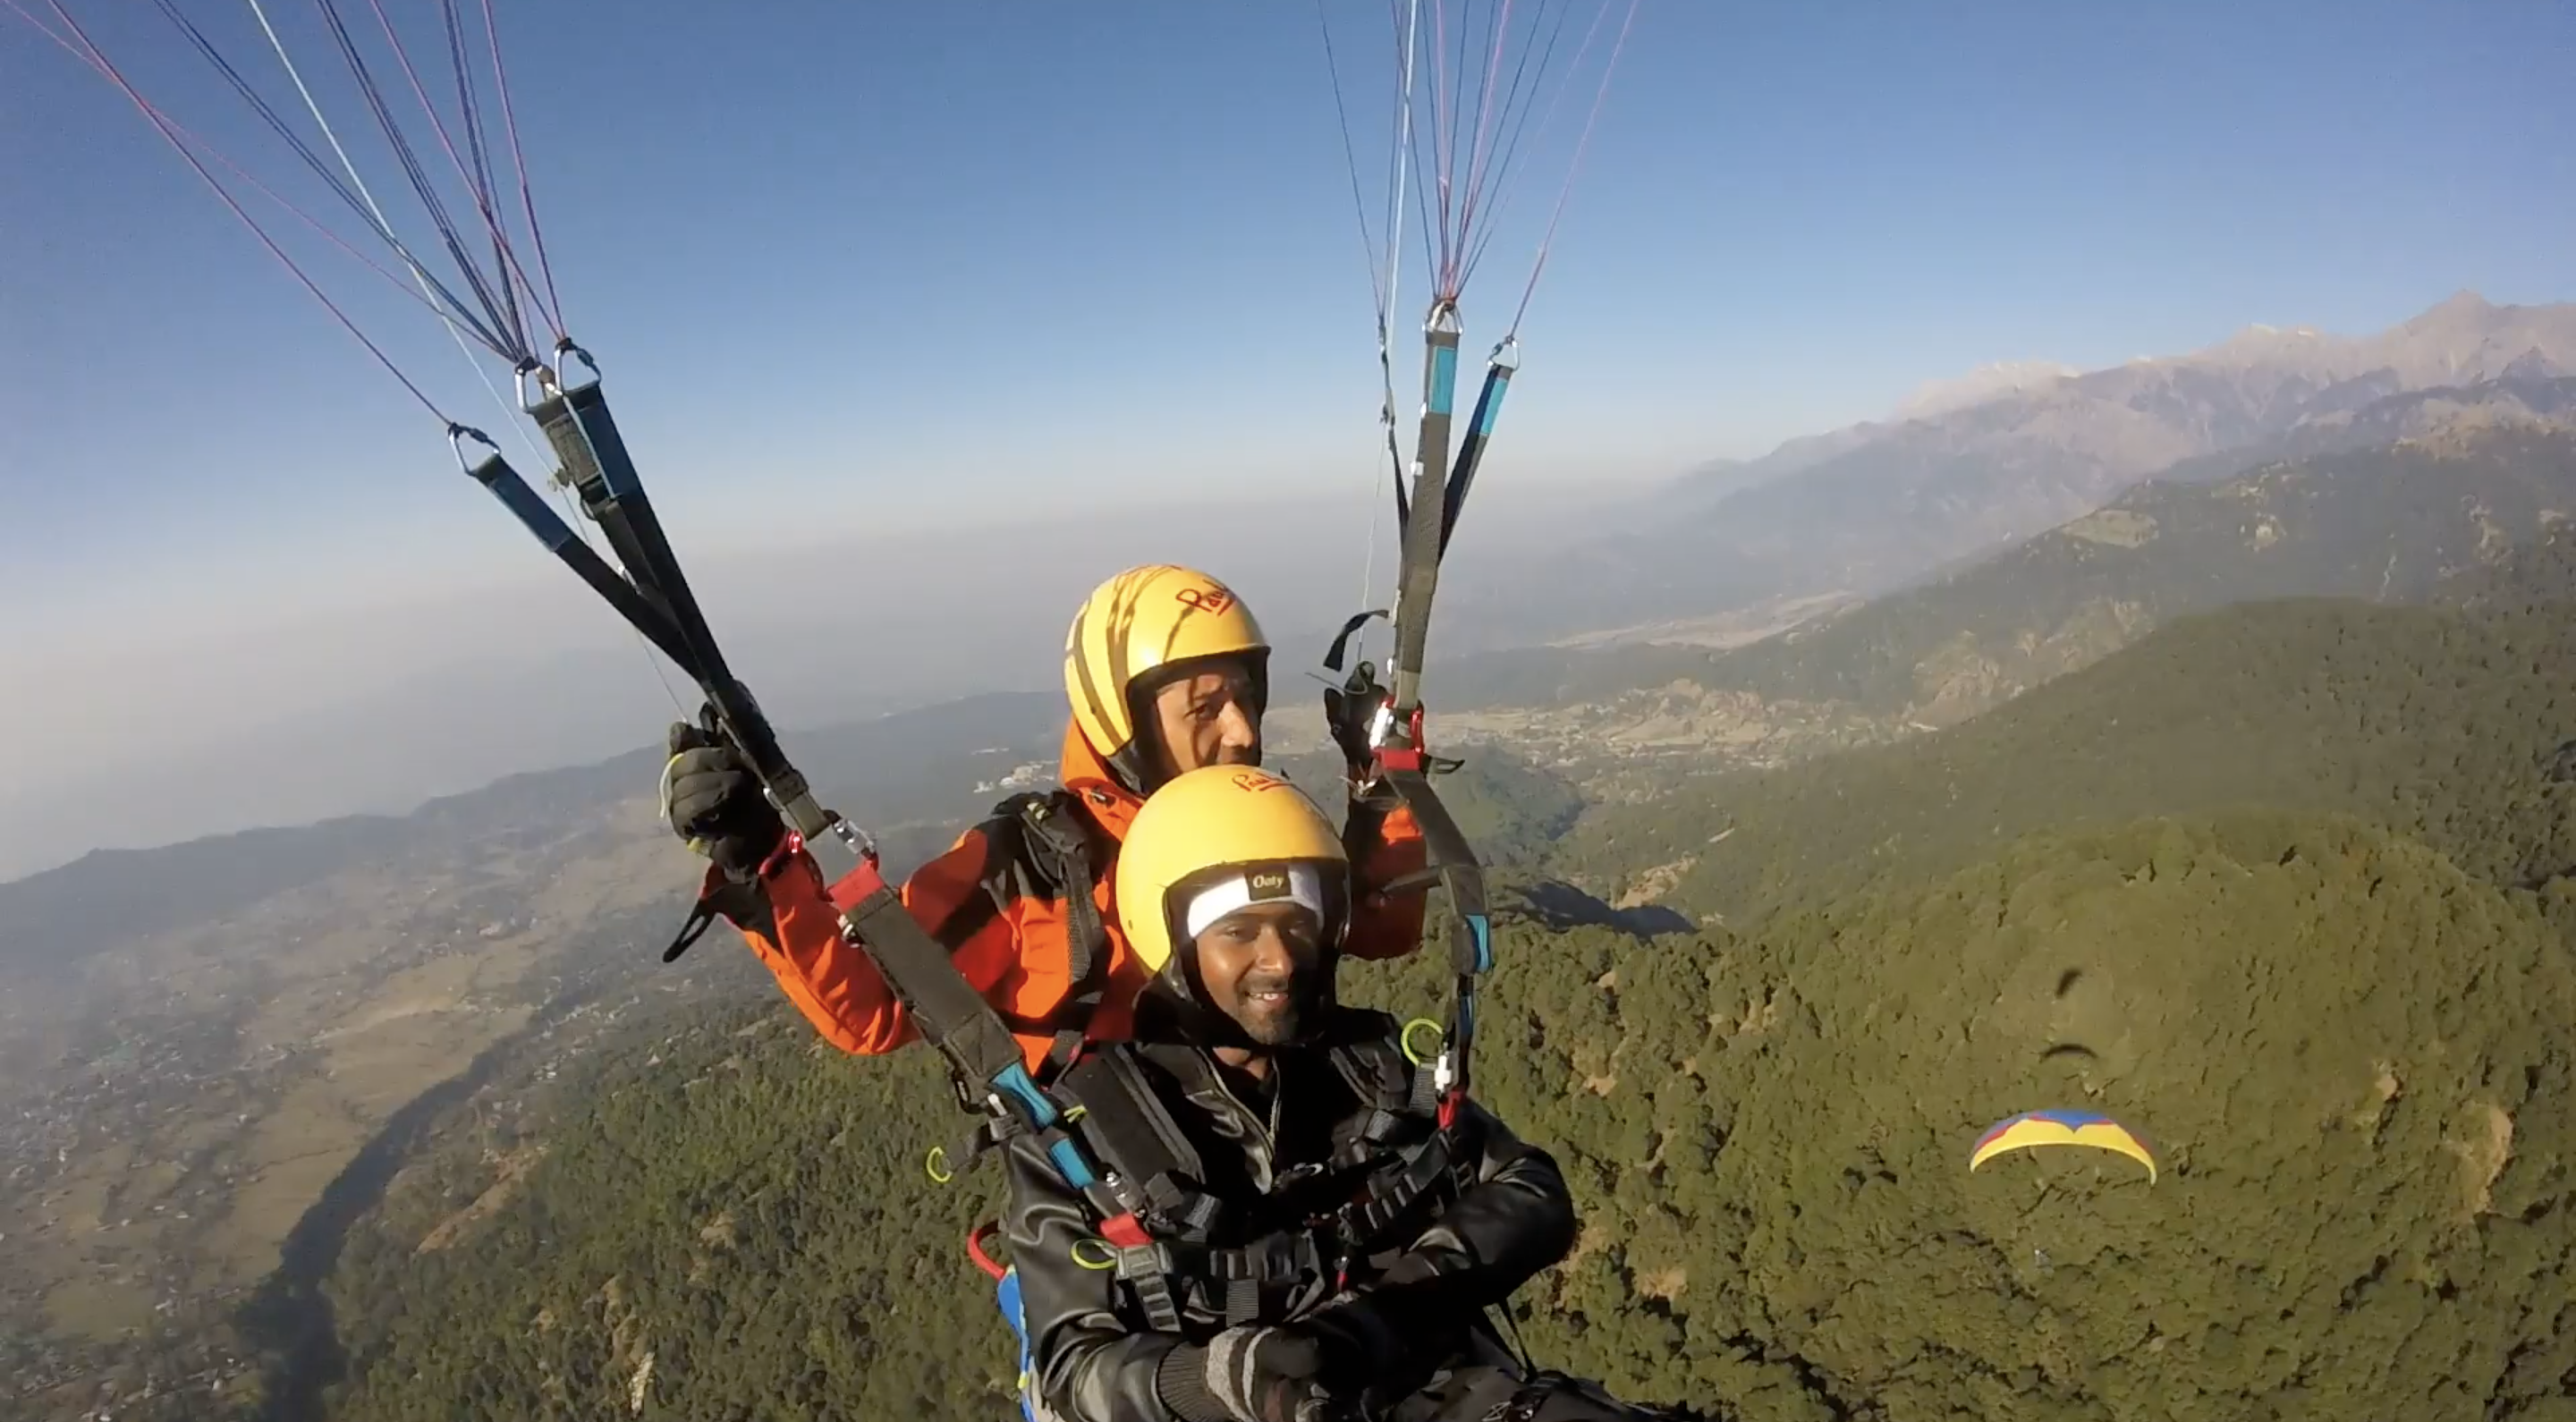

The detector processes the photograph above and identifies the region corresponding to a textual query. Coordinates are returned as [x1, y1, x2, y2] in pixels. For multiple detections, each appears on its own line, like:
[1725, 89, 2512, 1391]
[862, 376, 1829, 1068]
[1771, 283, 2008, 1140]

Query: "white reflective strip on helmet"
[1181, 865, 1324, 943]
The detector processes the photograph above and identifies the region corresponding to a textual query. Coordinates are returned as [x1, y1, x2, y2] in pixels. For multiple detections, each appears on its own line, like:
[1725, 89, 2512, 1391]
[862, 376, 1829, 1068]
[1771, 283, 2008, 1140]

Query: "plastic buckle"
[1098, 1213, 1152, 1248]
[1111, 1240, 1175, 1282]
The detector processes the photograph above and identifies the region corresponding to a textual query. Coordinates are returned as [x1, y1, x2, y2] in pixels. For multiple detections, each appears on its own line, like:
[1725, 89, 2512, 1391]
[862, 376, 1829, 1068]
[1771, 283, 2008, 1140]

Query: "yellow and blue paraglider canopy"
[1970, 1109, 2158, 1182]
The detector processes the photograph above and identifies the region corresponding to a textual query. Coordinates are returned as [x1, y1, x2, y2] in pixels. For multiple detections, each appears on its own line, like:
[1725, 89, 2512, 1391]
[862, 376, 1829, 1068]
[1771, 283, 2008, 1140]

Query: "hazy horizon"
[0, 475, 1644, 881]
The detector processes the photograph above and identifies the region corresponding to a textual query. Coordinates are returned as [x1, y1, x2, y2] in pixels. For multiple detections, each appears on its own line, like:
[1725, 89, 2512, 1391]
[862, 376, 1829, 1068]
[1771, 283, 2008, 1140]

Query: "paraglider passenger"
[999, 766, 1692, 1422]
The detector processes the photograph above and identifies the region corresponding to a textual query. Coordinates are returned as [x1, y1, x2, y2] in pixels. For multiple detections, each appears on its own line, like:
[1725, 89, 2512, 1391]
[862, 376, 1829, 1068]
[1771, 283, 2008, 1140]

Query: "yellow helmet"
[1063, 564, 1269, 789]
[1114, 766, 1349, 976]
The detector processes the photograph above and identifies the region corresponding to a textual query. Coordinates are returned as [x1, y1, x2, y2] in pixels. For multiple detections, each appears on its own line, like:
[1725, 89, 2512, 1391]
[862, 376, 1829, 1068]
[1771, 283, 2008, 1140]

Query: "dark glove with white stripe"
[1295, 1253, 1477, 1383]
[660, 722, 786, 880]
[1163, 1325, 1349, 1422]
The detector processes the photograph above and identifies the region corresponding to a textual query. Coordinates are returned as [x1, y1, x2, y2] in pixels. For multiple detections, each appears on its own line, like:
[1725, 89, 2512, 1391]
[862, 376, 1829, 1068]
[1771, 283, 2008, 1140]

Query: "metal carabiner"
[446, 422, 501, 471]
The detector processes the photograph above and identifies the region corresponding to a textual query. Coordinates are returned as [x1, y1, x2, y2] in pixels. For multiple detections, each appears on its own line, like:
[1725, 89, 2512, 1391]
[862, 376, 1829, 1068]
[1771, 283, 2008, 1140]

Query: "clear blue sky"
[5, 0, 2573, 646]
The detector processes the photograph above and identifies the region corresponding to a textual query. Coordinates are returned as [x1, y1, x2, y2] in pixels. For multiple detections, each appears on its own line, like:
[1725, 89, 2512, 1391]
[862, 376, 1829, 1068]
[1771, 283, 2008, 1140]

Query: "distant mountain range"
[1675, 416, 2576, 721]
[1439, 413, 2576, 717]
[1443, 291, 2576, 645]
[23, 291, 2574, 883]
[0, 690, 1066, 975]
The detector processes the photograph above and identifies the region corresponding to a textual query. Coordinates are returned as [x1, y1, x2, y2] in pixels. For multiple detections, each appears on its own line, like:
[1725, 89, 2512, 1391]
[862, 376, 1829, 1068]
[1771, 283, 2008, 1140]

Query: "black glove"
[1298, 1253, 1478, 1384]
[1196, 1325, 1349, 1422]
[659, 722, 786, 880]
[1323, 662, 1398, 790]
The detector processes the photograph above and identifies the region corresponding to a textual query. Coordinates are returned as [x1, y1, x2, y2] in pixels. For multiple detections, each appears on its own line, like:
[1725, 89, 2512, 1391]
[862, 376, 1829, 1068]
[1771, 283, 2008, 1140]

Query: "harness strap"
[1343, 1130, 1462, 1240]
[1042, 1036, 1471, 1332]
[1325, 1040, 1446, 1135]
[1390, 304, 1464, 715]
[835, 862, 1053, 1120]
[1003, 791, 1114, 1079]
[1117, 1230, 1338, 1326]
[1318, 662, 1493, 1116]
[1056, 1050, 1217, 1227]
[921, 790, 1126, 1191]
[1380, 766, 1492, 1110]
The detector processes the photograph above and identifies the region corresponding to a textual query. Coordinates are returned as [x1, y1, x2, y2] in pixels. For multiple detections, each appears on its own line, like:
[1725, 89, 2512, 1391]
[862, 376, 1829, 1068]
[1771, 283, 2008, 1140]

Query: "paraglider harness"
[927, 770, 1496, 1333]
[971, 1018, 1479, 1325]
[936, 785, 1486, 1422]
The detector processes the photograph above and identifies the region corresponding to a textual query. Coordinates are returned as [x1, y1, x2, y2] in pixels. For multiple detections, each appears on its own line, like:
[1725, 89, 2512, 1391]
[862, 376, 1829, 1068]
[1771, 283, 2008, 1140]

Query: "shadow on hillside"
[233, 1052, 499, 1422]
[1512, 880, 1697, 938]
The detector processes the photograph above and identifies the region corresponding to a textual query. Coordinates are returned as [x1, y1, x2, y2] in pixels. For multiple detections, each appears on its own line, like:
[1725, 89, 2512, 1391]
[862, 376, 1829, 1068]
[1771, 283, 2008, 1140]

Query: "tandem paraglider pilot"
[992, 765, 1699, 1422]
[660, 563, 1432, 1079]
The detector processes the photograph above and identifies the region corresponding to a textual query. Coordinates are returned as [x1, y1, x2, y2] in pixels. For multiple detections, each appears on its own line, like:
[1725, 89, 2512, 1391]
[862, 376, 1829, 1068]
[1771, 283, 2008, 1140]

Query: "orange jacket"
[713, 723, 1429, 1073]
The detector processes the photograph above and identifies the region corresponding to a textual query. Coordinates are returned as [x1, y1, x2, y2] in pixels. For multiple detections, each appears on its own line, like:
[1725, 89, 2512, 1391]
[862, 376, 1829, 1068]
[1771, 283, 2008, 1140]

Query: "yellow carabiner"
[1071, 1238, 1119, 1271]
[926, 1145, 953, 1186]
[1401, 1017, 1445, 1066]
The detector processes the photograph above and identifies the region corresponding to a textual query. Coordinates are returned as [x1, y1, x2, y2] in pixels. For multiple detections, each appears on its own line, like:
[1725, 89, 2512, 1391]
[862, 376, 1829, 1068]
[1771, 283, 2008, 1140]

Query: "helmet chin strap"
[1148, 941, 1343, 1054]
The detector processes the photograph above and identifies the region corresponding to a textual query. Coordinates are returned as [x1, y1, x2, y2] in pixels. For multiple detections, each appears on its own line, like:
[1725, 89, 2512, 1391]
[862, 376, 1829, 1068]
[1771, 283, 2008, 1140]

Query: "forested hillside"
[304, 810, 2576, 1422]
[1550, 593, 2576, 927]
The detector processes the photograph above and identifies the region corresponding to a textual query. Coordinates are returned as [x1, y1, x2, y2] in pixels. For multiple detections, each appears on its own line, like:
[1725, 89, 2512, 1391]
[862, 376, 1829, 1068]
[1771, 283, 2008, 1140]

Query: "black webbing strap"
[1390, 305, 1463, 715]
[1011, 792, 1114, 1079]
[1059, 1051, 1205, 1184]
[1381, 771, 1490, 971]
[838, 869, 1065, 1129]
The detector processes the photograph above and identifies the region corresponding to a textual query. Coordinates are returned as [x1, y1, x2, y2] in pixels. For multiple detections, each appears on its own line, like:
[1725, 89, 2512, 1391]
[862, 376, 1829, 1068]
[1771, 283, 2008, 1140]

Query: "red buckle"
[1098, 1213, 1151, 1248]
[756, 830, 805, 882]
[1372, 705, 1433, 776]
[1436, 1091, 1460, 1130]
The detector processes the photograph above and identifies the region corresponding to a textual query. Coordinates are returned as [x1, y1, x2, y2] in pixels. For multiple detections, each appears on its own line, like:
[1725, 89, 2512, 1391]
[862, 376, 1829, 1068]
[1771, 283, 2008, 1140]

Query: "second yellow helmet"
[1063, 564, 1268, 788]
[1114, 766, 1350, 976]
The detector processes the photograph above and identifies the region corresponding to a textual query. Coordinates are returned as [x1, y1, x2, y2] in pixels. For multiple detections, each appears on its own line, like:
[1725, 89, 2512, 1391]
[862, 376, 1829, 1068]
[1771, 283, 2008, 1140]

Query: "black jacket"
[999, 1008, 1578, 1422]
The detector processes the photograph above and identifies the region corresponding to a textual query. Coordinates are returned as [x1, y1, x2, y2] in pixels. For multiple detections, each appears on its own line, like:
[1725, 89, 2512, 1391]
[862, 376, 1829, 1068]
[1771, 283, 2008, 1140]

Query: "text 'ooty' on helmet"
[1113, 766, 1350, 989]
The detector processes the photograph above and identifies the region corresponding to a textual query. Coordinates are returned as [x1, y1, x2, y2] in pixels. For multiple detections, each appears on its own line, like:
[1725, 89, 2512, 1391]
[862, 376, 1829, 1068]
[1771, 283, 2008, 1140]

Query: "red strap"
[1098, 1213, 1152, 1248]
[836, 851, 889, 897]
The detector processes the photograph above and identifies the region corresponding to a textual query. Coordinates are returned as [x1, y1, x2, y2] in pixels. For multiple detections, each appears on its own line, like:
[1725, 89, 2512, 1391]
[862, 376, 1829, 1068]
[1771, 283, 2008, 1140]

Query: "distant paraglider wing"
[1970, 1110, 2159, 1182]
